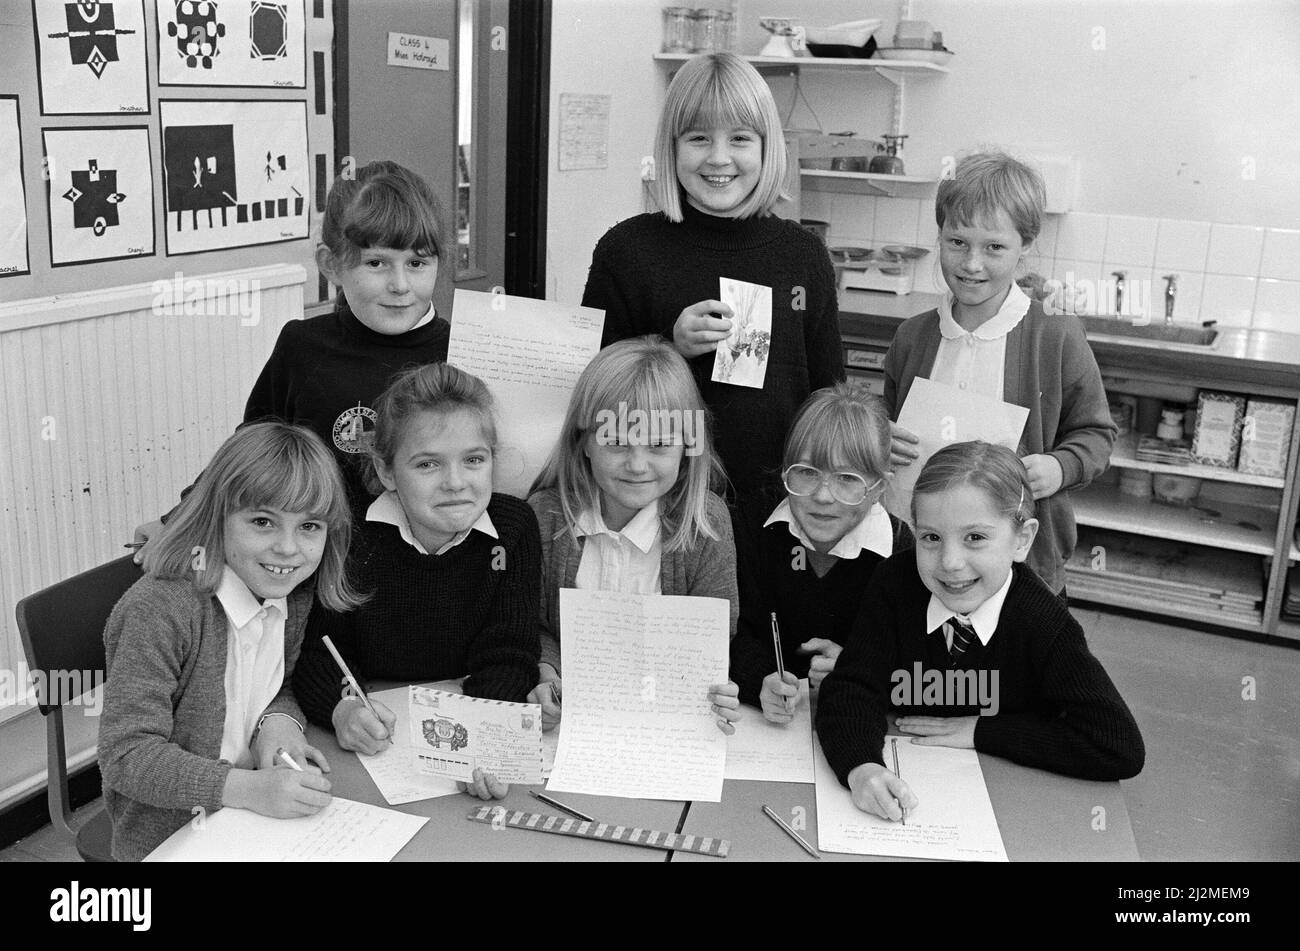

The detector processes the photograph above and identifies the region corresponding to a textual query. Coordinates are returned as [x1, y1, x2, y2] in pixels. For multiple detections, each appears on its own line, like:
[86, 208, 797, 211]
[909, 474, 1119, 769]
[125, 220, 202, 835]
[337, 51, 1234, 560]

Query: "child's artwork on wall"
[0, 97, 31, 277]
[33, 0, 150, 115]
[43, 126, 155, 266]
[712, 277, 773, 388]
[160, 99, 309, 254]
[155, 0, 306, 88]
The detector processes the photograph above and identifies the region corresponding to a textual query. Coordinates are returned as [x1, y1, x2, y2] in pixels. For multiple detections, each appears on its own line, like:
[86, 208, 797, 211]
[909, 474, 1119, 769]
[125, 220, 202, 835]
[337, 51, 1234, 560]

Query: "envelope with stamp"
[408, 686, 544, 785]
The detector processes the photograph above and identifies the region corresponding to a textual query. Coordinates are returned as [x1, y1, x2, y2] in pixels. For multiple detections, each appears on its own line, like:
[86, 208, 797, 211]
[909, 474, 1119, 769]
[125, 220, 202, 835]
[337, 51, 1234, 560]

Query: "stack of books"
[1135, 436, 1193, 466]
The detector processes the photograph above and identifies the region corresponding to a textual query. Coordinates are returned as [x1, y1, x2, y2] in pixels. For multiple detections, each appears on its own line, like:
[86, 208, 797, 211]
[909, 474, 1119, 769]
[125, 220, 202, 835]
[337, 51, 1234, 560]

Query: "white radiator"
[0, 264, 305, 723]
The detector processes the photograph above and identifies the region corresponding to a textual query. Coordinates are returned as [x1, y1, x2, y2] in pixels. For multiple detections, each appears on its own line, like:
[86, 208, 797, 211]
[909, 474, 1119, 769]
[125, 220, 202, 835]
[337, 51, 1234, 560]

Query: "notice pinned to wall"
[386, 31, 449, 70]
[557, 93, 610, 171]
[0, 96, 30, 278]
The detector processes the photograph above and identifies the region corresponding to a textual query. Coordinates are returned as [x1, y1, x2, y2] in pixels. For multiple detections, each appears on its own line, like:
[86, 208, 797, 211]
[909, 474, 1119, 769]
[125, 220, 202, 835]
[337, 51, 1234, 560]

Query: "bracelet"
[255, 712, 304, 736]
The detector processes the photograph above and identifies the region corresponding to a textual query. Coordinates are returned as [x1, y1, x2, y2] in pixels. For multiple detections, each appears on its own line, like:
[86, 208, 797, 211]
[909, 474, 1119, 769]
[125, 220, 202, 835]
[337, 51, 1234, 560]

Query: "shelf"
[1068, 574, 1263, 633]
[1073, 482, 1279, 556]
[1276, 618, 1300, 641]
[1107, 432, 1286, 489]
[653, 53, 951, 79]
[800, 168, 938, 197]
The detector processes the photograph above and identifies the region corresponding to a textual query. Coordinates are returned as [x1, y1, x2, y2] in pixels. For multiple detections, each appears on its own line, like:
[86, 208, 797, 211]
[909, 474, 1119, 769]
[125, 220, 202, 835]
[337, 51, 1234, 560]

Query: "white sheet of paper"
[34, 0, 149, 115]
[546, 589, 730, 801]
[712, 277, 773, 388]
[0, 98, 29, 276]
[356, 685, 460, 804]
[155, 0, 307, 88]
[448, 289, 604, 498]
[813, 734, 1008, 861]
[144, 797, 427, 862]
[408, 687, 543, 784]
[885, 377, 1030, 523]
[725, 680, 814, 783]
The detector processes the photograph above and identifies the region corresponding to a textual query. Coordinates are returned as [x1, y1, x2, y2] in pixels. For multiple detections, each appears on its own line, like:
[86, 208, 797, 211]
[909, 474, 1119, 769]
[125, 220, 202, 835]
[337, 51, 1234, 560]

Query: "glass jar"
[716, 10, 735, 51]
[693, 9, 723, 52]
[661, 7, 695, 53]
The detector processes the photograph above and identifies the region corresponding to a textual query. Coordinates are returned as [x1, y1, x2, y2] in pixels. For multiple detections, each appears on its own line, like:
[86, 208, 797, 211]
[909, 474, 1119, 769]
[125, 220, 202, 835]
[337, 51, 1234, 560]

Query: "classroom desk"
[306, 724, 687, 861]
[675, 756, 1141, 863]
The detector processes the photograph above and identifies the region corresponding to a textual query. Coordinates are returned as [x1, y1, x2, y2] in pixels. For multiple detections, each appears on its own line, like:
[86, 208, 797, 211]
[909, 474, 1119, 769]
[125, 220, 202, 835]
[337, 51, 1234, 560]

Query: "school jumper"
[527, 486, 738, 675]
[884, 299, 1116, 593]
[293, 493, 542, 723]
[729, 488, 898, 707]
[98, 576, 314, 862]
[817, 555, 1145, 783]
[582, 202, 845, 502]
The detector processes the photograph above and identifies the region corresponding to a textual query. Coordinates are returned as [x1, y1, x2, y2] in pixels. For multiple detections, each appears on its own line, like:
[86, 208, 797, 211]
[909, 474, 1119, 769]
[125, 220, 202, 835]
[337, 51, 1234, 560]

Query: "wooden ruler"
[466, 806, 729, 858]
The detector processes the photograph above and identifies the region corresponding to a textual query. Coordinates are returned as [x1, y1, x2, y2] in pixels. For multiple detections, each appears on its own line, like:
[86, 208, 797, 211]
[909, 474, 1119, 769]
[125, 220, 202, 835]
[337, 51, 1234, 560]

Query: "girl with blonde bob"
[583, 52, 844, 504]
[731, 383, 902, 723]
[100, 422, 357, 860]
[527, 337, 741, 733]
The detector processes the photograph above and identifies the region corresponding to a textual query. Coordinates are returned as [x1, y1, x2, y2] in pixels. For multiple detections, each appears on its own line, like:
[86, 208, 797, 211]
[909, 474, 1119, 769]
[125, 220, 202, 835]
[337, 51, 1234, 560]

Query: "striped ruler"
[467, 806, 730, 858]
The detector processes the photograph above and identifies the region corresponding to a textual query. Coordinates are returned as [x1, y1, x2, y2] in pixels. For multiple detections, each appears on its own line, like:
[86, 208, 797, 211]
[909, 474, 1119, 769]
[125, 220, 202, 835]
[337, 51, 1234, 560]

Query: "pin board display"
[32, 0, 151, 115]
[160, 99, 309, 254]
[155, 0, 307, 88]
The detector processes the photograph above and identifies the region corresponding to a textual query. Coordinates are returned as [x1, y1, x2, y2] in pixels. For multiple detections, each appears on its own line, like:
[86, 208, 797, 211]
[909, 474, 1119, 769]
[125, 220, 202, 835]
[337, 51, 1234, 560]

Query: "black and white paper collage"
[155, 0, 307, 88]
[32, 0, 150, 115]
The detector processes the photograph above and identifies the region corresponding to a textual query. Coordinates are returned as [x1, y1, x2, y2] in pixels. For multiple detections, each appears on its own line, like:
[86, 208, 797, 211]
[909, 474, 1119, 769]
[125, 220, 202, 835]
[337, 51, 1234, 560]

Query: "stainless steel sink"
[1080, 316, 1220, 350]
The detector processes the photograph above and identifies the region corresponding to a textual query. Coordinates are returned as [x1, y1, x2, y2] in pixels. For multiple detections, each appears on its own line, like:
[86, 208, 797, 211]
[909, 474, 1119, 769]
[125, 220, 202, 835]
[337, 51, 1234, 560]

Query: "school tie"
[948, 617, 979, 668]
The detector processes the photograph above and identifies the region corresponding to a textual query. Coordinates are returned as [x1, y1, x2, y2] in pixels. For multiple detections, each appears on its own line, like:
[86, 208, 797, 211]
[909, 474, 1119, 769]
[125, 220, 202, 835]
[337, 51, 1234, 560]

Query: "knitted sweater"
[817, 555, 1145, 783]
[729, 489, 892, 707]
[98, 575, 314, 862]
[527, 487, 739, 675]
[293, 493, 542, 724]
[582, 204, 845, 502]
[883, 300, 1115, 593]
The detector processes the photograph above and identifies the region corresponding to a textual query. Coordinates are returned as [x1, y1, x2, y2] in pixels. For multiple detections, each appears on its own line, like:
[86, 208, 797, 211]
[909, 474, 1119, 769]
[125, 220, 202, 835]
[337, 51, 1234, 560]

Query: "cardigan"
[883, 299, 1116, 592]
[293, 493, 542, 724]
[97, 575, 314, 862]
[816, 555, 1145, 784]
[729, 488, 894, 707]
[527, 486, 739, 675]
[582, 203, 845, 502]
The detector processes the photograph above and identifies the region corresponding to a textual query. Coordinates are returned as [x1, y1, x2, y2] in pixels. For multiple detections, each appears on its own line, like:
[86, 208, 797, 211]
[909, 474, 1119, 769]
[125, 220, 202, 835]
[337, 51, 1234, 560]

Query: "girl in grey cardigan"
[525, 337, 740, 734]
[98, 422, 363, 860]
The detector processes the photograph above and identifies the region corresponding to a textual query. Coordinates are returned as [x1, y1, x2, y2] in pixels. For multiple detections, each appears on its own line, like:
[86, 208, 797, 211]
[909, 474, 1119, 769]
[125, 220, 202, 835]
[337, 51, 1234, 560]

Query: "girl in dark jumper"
[99, 422, 361, 860]
[583, 52, 844, 503]
[731, 382, 897, 723]
[817, 442, 1144, 822]
[293, 363, 542, 802]
[132, 160, 453, 554]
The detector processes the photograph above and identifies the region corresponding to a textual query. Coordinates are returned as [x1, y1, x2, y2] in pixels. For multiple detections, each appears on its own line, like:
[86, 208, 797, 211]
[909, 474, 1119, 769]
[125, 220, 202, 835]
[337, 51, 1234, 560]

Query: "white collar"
[366, 490, 498, 555]
[412, 303, 437, 329]
[926, 567, 1015, 646]
[216, 566, 287, 628]
[939, 281, 1029, 340]
[764, 497, 893, 559]
[575, 499, 661, 554]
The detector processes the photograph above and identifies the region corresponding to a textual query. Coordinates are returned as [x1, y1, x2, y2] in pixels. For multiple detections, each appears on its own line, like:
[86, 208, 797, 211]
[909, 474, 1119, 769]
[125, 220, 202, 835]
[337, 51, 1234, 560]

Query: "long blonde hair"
[144, 422, 362, 611]
[531, 337, 724, 552]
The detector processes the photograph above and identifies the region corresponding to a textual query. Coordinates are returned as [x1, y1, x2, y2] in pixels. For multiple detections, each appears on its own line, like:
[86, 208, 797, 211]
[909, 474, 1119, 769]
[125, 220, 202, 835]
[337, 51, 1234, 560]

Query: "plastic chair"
[16, 555, 142, 862]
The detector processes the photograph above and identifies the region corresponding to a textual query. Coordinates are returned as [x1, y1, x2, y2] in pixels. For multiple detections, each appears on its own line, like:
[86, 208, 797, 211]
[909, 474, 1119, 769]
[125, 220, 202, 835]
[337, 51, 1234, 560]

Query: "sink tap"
[1111, 271, 1126, 316]
[1163, 274, 1177, 325]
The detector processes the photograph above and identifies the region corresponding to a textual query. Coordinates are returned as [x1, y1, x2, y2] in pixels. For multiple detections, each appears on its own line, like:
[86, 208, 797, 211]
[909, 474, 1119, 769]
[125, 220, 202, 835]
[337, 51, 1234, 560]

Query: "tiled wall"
[805, 192, 1300, 333]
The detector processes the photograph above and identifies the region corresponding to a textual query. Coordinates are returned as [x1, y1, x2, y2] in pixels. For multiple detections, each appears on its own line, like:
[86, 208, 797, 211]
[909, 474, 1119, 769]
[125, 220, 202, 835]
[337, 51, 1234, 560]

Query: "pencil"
[277, 748, 304, 772]
[771, 612, 793, 714]
[761, 804, 819, 859]
[891, 737, 907, 826]
[320, 635, 385, 735]
[548, 680, 562, 704]
[530, 790, 593, 822]
[123, 541, 145, 550]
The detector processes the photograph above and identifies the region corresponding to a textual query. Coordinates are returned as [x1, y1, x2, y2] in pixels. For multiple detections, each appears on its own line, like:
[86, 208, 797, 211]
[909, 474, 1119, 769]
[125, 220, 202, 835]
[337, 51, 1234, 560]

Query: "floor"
[3, 607, 1298, 862]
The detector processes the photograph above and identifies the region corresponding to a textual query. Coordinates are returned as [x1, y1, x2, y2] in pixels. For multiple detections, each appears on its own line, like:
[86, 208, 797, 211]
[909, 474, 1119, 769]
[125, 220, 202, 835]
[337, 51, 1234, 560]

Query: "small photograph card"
[408, 687, 543, 785]
[712, 277, 772, 388]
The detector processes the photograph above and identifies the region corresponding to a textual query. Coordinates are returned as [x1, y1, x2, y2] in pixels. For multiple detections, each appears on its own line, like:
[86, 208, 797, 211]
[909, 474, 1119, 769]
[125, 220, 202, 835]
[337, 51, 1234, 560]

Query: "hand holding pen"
[526, 665, 562, 731]
[322, 635, 394, 753]
[759, 612, 799, 724]
[846, 757, 918, 823]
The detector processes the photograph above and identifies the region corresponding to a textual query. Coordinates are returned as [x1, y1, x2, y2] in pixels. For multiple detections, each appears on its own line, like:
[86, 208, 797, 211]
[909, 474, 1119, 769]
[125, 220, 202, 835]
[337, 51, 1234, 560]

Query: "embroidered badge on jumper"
[333, 402, 377, 453]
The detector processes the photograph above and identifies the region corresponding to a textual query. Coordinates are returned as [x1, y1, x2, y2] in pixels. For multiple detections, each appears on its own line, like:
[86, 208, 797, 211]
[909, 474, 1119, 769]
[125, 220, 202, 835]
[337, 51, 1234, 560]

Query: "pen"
[277, 748, 304, 772]
[771, 612, 793, 713]
[548, 680, 562, 705]
[761, 804, 819, 859]
[321, 635, 388, 739]
[891, 737, 907, 826]
[530, 790, 593, 822]
[123, 541, 145, 550]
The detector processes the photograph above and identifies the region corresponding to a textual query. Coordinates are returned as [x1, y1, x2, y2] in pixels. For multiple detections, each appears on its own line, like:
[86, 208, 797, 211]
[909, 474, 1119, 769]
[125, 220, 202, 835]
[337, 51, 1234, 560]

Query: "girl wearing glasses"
[730, 382, 901, 724]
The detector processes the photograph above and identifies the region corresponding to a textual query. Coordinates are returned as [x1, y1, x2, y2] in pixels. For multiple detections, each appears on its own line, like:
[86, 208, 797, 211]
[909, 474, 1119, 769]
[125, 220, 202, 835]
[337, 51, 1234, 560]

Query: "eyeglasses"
[782, 464, 883, 506]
